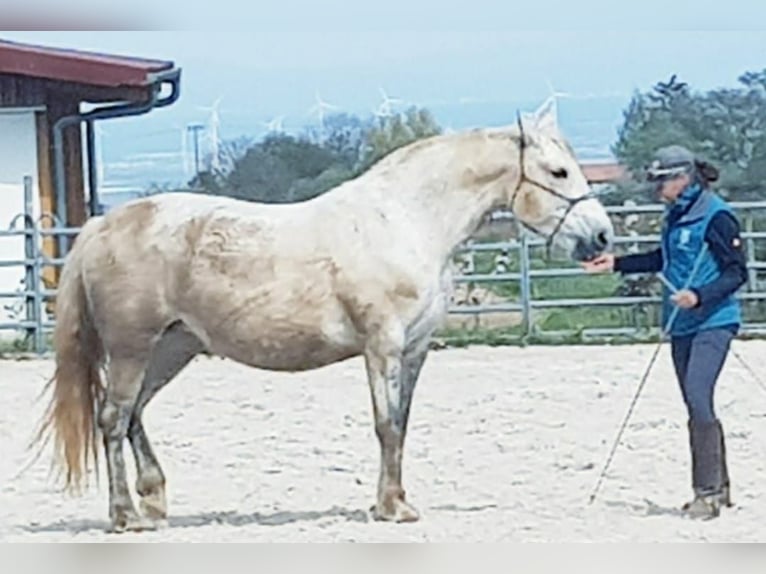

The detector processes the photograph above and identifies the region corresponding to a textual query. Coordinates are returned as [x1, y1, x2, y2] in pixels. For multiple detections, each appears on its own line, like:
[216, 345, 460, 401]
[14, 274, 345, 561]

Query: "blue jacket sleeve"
[614, 248, 663, 274]
[691, 211, 748, 307]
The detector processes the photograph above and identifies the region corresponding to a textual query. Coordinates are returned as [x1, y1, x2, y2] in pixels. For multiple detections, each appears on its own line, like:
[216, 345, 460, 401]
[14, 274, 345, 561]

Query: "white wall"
[0, 110, 40, 327]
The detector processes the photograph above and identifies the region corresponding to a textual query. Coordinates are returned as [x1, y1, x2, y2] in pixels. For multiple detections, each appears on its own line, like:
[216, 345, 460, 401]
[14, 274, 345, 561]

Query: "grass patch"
[459, 249, 623, 302]
[0, 336, 34, 354]
[434, 325, 526, 348]
[536, 305, 654, 332]
[432, 324, 666, 348]
[531, 273, 620, 300]
[0, 332, 53, 358]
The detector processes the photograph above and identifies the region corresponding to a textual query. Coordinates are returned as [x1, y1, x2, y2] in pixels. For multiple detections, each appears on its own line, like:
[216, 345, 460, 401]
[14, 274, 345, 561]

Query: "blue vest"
[660, 188, 741, 337]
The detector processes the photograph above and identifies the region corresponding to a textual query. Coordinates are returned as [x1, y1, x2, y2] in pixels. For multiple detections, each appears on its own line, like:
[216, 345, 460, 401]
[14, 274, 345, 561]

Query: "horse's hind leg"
[99, 353, 152, 532]
[128, 322, 204, 524]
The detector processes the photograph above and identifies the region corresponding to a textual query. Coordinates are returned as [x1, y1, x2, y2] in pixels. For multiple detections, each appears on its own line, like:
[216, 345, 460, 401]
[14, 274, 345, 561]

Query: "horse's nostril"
[596, 230, 609, 248]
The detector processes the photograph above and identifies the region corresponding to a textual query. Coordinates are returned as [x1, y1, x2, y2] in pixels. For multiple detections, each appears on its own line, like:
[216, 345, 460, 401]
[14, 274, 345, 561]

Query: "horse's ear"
[532, 96, 558, 134]
[516, 109, 535, 145]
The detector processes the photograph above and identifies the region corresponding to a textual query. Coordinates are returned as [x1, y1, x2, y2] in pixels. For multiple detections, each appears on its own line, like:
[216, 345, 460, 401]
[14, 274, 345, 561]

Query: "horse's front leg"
[364, 341, 427, 523]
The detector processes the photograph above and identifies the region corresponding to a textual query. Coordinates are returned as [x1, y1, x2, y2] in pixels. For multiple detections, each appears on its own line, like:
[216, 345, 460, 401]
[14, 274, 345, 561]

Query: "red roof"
[580, 162, 627, 184]
[0, 38, 175, 89]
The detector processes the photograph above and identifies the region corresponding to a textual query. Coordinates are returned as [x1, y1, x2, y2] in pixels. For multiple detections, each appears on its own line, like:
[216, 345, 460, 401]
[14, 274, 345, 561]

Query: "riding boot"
[682, 419, 724, 520]
[717, 419, 732, 507]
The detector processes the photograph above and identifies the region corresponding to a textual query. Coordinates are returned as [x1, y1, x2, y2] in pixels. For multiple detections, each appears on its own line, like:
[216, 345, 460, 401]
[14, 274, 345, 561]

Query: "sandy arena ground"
[1, 342, 765, 542]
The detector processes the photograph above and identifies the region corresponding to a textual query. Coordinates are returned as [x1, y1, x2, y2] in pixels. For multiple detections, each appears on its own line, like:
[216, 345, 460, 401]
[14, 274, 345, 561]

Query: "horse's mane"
[364, 133, 446, 173]
[363, 126, 524, 177]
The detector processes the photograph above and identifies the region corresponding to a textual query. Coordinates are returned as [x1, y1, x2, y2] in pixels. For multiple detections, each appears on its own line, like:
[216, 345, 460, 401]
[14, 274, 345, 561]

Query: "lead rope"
[660, 265, 766, 396]
[588, 243, 709, 505]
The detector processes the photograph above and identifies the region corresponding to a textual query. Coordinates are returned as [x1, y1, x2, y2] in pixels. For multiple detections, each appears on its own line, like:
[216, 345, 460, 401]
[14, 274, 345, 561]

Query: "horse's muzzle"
[572, 228, 612, 262]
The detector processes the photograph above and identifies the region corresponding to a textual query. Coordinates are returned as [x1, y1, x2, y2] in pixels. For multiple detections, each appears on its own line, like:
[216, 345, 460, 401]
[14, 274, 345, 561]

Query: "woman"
[582, 145, 748, 519]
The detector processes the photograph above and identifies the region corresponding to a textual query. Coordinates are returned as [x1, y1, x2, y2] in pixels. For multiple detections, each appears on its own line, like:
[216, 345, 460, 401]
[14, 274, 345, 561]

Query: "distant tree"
[610, 70, 766, 203]
[360, 106, 442, 171]
[218, 133, 339, 202]
[192, 107, 443, 203]
[305, 112, 373, 168]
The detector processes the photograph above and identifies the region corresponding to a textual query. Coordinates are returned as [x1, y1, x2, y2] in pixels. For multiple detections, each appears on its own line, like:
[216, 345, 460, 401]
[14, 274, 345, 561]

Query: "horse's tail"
[33, 227, 104, 494]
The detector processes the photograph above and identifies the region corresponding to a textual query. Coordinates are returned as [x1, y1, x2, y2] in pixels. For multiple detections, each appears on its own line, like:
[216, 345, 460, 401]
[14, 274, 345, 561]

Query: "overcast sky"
[3, 3, 765, 188]
[3, 3, 766, 121]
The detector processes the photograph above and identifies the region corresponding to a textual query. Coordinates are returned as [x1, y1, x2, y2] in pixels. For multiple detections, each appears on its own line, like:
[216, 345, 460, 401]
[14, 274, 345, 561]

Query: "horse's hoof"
[109, 512, 157, 533]
[370, 498, 421, 523]
[140, 495, 168, 523]
[149, 518, 169, 530]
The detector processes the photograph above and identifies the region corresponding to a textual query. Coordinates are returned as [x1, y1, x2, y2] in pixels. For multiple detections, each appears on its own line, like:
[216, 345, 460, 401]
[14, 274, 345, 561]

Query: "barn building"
[0, 37, 180, 327]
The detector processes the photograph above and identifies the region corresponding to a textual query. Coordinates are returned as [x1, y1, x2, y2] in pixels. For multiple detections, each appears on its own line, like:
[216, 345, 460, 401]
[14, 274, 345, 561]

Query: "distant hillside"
[98, 95, 629, 195]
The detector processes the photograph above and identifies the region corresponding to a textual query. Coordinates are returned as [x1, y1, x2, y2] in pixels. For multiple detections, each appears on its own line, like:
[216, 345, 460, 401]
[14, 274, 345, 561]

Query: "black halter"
[510, 111, 597, 256]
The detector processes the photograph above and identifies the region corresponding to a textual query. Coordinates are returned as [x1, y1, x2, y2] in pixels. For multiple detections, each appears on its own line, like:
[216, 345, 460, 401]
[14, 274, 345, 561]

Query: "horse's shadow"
[19, 506, 370, 535]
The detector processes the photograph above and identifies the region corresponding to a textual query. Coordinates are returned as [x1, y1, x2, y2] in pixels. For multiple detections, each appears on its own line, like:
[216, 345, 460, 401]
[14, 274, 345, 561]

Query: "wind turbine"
[308, 91, 339, 140]
[374, 87, 404, 119]
[197, 97, 223, 173]
[262, 115, 286, 134]
[543, 78, 574, 120]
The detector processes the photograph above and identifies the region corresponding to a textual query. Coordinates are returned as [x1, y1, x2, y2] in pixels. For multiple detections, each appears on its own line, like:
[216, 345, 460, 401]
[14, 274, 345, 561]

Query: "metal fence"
[0, 176, 76, 353]
[449, 201, 766, 340]
[1, 176, 766, 354]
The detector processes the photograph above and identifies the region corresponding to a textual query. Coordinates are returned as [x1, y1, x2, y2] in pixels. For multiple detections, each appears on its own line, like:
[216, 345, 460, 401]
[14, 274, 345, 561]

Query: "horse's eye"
[552, 168, 568, 179]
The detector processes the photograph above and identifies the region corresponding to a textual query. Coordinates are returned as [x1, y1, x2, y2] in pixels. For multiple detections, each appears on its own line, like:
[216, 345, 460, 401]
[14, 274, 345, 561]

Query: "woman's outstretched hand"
[580, 253, 615, 274]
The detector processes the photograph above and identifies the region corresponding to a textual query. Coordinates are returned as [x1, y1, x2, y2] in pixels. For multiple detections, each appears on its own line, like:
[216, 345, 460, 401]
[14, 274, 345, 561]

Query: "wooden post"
[35, 98, 85, 322]
[63, 113, 87, 229]
[34, 110, 58, 291]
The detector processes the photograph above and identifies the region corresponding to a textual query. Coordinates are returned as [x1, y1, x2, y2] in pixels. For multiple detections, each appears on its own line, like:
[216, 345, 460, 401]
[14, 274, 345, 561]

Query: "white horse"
[34, 104, 613, 532]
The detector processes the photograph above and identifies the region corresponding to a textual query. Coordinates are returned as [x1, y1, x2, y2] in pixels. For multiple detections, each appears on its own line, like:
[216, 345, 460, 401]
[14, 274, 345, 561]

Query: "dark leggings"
[671, 328, 734, 423]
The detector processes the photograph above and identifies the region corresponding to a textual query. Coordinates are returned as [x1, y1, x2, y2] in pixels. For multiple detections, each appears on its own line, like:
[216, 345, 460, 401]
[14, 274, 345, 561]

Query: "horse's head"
[479, 99, 614, 262]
